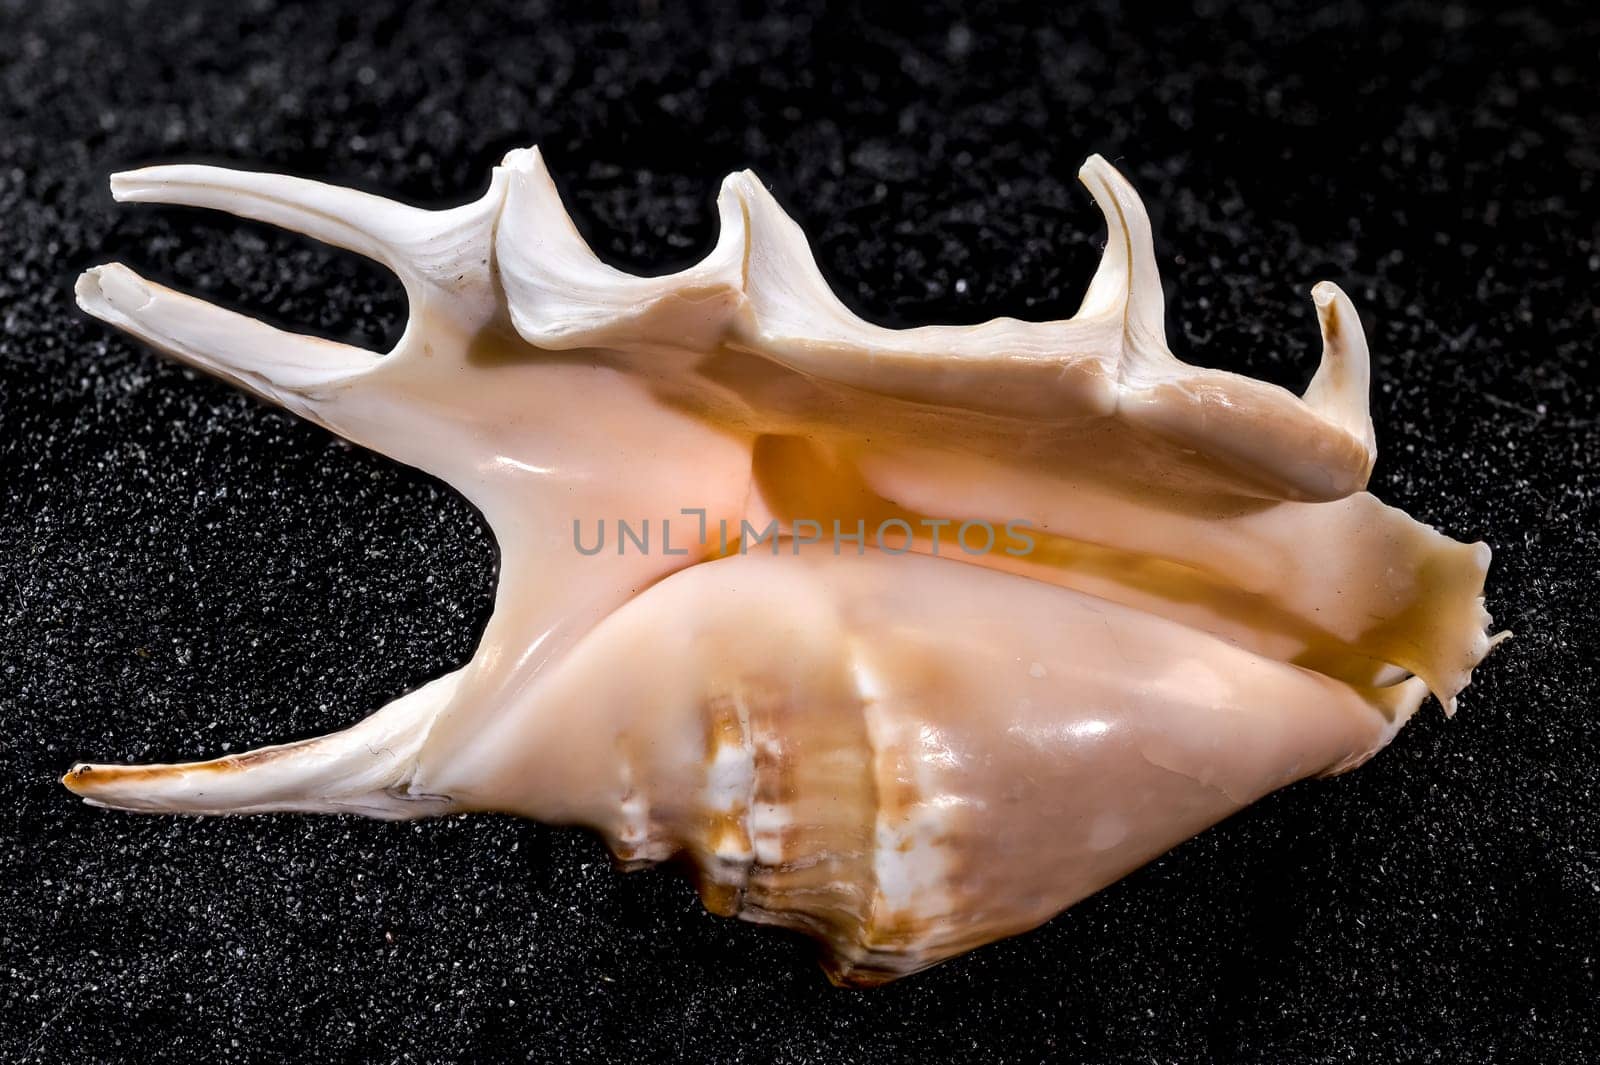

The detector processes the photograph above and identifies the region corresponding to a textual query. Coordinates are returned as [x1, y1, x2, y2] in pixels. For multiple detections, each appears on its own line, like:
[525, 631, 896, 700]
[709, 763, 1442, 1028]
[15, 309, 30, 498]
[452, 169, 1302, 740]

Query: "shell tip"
[107, 168, 151, 202]
[74, 262, 151, 320]
[1078, 152, 1112, 178]
[61, 761, 114, 801]
[499, 145, 545, 173]
[61, 762, 88, 794]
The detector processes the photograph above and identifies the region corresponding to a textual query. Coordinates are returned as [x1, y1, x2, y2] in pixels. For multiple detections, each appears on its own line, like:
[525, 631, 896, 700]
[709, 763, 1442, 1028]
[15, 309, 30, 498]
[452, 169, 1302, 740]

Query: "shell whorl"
[490, 548, 1434, 986]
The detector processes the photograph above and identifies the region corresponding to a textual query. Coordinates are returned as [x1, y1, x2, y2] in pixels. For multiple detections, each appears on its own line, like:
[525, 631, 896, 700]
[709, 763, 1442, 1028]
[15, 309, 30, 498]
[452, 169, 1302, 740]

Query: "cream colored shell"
[63, 149, 1498, 985]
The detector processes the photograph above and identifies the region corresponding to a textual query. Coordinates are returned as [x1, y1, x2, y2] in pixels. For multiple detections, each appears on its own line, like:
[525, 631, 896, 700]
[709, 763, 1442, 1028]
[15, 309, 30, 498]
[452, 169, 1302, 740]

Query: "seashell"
[63, 149, 1500, 986]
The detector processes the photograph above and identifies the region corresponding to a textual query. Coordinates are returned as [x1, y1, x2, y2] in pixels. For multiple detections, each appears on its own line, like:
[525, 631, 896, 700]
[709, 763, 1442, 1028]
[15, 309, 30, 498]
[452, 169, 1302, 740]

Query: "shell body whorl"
[441, 549, 1428, 985]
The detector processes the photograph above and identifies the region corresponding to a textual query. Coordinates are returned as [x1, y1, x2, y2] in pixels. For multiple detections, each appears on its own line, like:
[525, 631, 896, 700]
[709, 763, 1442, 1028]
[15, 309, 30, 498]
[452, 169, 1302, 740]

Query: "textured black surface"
[2, 1, 1596, 1061]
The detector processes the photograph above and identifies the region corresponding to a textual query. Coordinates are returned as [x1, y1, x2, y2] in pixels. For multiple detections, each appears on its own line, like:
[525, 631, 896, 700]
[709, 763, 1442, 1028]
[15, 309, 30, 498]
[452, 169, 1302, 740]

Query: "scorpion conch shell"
[64, 149, 1499, 986]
